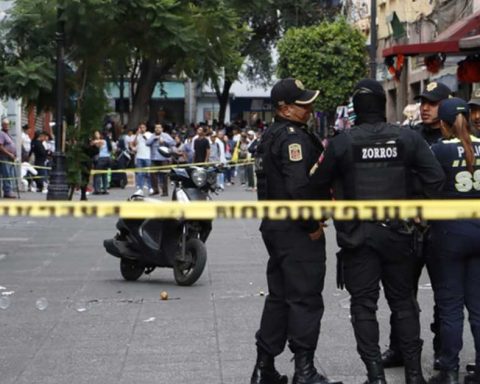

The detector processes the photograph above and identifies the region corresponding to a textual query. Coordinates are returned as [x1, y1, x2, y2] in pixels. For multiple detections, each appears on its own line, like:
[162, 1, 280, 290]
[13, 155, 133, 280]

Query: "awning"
[382, 9, 480, 57]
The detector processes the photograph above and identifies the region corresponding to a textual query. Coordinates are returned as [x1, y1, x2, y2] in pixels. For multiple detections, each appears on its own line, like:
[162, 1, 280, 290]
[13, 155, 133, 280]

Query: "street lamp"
[47, 0, 69, 200]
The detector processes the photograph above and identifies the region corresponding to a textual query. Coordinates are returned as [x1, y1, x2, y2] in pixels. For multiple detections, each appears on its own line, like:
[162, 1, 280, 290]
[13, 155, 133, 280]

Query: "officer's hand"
[309, 222, 327, 241]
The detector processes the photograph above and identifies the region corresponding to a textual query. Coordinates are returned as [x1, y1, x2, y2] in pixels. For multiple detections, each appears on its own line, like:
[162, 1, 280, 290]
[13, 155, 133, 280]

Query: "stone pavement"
[0, 184, 475, 384]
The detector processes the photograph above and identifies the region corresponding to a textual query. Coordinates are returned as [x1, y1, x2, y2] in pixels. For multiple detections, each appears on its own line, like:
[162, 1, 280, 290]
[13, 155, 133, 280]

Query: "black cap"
[438, 97, 469, 126]
[271, 78, 319, 107]
[415, 82, 451, 102]
[468, 88, 480, 107]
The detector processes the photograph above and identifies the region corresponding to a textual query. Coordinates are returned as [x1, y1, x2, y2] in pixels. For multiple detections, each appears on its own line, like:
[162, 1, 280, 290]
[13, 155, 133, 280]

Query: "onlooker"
[91, 130, 112, 195]
[0, 118, 18, 198]
[237, 132, 250, 185]
[193, 127, 210, 163]
[208, 131, 226, 190]
[219, 131, 233, 185]
[79, 137, 99, 201]
[172, 134, 188, 164]
[183, 133, 195, 163]
[147, 124, 175, 196]
[30, 131, 51, 193]
[245, 130, 258, 191]
[21, 124, 32, 162]
[131, 123, 152, 195]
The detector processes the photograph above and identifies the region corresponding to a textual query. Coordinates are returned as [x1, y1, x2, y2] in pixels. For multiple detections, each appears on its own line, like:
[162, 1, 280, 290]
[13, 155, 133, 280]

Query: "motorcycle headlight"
[191, 168, 207, 187]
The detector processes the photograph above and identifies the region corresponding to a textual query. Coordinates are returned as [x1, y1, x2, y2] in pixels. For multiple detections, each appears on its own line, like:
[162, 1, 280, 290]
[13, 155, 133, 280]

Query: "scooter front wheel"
[120, 258, 145, 281]
[173, 238, 207, 286]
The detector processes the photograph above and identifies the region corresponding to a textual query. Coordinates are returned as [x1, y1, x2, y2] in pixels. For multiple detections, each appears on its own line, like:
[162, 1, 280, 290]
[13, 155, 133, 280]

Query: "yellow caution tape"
[1, 158, 254, 175]
[90, 158, 254, 175]
[0, 160, 51, 170]
[0, 200, 479, 220]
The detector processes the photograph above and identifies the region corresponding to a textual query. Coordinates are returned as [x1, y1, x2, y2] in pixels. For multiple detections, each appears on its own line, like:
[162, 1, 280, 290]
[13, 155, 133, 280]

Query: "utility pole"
[369, 0, 377, 79]
[47, 0, 69, 200]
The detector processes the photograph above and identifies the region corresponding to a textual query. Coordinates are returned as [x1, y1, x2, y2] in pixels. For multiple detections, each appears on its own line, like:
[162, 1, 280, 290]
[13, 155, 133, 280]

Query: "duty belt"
[376, 219, 415, 235]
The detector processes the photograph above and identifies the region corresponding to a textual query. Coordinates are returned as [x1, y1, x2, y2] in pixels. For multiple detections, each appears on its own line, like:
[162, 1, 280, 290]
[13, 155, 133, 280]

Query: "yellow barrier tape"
[90, 158, 254, 175]
[0, 200, 479, 220]
[0, 160, 51, 170]
[1, 158, 253, 175]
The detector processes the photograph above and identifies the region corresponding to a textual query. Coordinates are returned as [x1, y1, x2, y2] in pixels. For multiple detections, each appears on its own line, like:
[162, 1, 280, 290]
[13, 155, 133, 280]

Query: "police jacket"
[312, 122, 445, 248]
[430, 135, 480, 235]
[412, 122, 443, 146]
[256, 117, 326, 233]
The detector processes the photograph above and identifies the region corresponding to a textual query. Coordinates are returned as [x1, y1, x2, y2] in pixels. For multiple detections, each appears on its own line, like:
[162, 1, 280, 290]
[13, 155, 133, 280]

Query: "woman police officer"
[427, 97, 480, 384]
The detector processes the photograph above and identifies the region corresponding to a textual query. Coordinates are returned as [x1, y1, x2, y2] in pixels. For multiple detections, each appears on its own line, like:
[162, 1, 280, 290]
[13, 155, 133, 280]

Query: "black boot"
[465, 370, 480, 384]
[466, 364, 477, 374]
[364, 361, 387, 384]
[427, 370, 459, 384]
[250, 348, 288, 384]
[405, 356, 426, 384]
[381, 348, 404, 368]
[292, 350, 343, 384]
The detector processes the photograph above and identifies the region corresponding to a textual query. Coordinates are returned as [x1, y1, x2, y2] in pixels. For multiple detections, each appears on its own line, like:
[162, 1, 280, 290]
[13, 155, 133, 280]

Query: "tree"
[0, 0, 241, 129]
[199, 0, 344, 125]
[277, 18, 368, 113]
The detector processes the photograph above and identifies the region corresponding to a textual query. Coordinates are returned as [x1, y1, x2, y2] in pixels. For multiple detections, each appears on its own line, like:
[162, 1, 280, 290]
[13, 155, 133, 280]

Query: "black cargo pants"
[342, 224, 422, 364]
[256, 227, 326, 356]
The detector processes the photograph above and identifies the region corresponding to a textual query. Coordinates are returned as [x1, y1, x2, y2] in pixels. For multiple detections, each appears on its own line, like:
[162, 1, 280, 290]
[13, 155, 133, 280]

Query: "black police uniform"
[412, 122, 443, 146]
[312, 121, 445, 382]
[427, 135, 480, 380]
[384, 121, 444, 367]
[255, 116, 327, 356]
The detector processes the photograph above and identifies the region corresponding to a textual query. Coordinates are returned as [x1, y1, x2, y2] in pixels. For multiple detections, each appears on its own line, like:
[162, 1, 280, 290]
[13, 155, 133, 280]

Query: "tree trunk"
[128, 58, 156, 129]
[215, 79, 232, 126]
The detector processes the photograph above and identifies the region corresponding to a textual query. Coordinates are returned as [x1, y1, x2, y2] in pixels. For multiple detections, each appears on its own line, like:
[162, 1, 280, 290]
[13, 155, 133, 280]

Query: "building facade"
[346, 0, 480, 123]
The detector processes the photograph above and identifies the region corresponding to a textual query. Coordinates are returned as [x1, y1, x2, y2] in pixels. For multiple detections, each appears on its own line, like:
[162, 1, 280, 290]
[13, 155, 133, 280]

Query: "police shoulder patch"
[288, 143, 303, 162]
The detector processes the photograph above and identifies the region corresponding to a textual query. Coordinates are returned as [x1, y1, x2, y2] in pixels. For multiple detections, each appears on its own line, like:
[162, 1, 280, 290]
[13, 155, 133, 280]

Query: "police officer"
[468, 89, 480, 134]
[382, 81, 452, 370]
[427, 98, 480, 384]
[413, 82, 452, 145]
[311, 79, 445, 384]
[251, 78, 340, 384]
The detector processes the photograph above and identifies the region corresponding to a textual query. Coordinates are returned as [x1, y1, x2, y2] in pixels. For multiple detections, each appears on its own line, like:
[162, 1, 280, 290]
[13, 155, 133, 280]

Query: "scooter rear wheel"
[173, 238, 207, 286]
[120, 259, 145, 281]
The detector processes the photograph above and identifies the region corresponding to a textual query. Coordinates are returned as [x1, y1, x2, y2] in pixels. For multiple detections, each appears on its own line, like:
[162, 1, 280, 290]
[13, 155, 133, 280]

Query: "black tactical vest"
[346, 123, 410, 200]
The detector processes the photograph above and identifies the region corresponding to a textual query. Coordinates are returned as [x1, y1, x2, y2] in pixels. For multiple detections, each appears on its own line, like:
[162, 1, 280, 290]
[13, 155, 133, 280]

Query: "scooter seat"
[104, 239, 139, 260]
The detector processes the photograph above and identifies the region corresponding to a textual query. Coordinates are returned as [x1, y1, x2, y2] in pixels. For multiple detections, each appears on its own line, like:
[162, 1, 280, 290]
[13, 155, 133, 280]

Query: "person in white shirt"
[208, 131, 227, 190]
[21, 124, 32, 162]
[130, 123, 152, 194]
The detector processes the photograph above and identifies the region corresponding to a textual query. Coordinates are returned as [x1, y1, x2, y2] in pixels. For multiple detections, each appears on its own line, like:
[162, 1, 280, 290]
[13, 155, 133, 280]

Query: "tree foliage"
[0, 0, 241, 127]
[277, 18, 368, 113]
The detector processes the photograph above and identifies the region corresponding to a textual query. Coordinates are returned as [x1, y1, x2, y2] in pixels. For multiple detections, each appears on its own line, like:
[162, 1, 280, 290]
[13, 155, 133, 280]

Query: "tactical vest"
[346, 123, 410, 200]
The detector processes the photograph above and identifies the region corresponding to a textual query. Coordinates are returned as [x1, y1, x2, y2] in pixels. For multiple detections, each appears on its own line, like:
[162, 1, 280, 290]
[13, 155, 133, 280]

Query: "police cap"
[438, 97, 469, 126]
[271, 78, 319, 108]
[468, 89, 480, 108]
[415, 82, 451, 103]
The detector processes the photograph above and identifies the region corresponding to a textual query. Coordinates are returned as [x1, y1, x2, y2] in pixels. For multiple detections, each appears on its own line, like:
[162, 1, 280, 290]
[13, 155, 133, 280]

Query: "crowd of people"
[0, 119, 55, 198]
[0, 117, 264, 199]
[98, 122, 262, 197]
